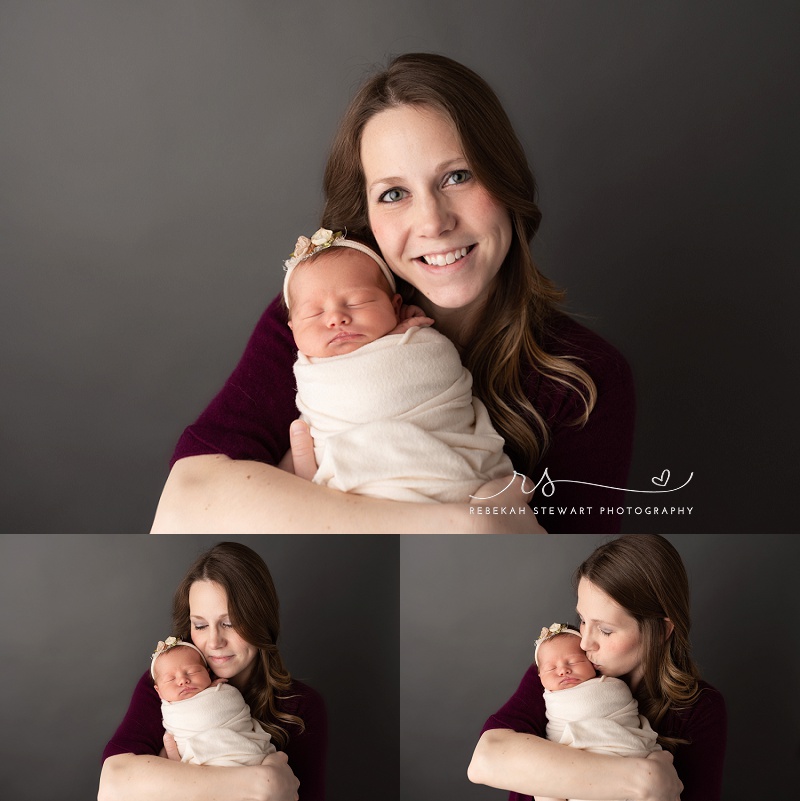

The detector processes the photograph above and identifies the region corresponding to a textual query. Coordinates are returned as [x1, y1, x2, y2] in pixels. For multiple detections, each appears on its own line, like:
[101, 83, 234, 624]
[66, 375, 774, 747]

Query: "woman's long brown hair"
[322, 52, 596, 474]
[574, 535, 702, 751]
[172, 542, 303, 749]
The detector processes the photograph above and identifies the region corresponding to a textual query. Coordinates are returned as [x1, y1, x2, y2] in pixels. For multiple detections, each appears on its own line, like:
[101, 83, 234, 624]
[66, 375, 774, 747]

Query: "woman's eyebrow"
[367, 158, 468, 192]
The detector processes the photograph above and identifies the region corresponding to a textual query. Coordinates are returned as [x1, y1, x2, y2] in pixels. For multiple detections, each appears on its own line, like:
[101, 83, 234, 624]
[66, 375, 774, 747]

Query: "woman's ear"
[663, 618, 675, 640]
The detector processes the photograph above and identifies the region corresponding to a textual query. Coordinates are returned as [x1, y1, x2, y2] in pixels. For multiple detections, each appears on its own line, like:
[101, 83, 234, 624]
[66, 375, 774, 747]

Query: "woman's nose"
[207, 628, 224, 649]
[580, 633, 593, 652]
[415, 191, 455, 238]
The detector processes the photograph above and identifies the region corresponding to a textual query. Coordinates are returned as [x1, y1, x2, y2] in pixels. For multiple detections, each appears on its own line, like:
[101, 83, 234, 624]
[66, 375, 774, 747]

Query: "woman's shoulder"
[542, 312, 632, 382]
[692, 680, 726, 715]
[664, 679, 727, 738]
[528, 311, 635, 429]
[279, 678, 327, 720]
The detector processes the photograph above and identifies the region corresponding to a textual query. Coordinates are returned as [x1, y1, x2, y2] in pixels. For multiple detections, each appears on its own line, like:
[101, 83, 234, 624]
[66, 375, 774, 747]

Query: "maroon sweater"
[481, 664, 726, 801]
[103, 671, 328, 801]
[172, 296, 635, 533]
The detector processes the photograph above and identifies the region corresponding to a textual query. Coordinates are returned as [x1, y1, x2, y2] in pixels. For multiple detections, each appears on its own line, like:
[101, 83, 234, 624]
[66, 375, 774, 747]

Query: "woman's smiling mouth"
[420, 245, 472, 266]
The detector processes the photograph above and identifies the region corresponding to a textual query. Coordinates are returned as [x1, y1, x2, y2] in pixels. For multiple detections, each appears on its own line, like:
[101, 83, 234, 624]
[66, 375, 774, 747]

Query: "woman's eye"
[446, 169, 471, 186]
[600, 629, 612, 637]
[193, 624, 206, 631]
[378, 188, 406, 203]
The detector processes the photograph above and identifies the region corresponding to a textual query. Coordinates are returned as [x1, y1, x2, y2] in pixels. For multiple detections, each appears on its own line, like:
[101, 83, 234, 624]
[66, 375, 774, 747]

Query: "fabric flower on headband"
[284, 228, 343, 271]
[152, 635, 182, 659]
[533, 622, 581, 666]
[281, 228, 396, 309]
[150, 636, 208, 678]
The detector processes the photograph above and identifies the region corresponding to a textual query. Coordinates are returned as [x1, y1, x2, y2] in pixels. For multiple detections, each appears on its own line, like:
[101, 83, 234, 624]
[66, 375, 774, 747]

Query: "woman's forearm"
[98, 754, 269, 801]
[468, 730, 673, 801]
[151, 454, 522, 534]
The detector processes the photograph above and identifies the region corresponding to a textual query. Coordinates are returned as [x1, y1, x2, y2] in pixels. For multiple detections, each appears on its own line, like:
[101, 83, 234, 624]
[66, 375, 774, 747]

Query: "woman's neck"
[415, 294, 483, 351]
[626, 666, 645, 695]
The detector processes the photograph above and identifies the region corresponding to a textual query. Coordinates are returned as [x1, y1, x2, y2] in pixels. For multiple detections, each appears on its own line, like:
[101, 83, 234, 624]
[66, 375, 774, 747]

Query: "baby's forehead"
[539, 633, 584, 657]
[292, 250, 387, 292]
[158, 646, 205, 667]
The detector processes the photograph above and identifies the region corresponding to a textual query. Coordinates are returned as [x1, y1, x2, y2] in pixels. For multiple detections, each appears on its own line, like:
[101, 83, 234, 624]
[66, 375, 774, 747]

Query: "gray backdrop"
[2, 1, 798, 531]
[0, 535, 399, 801]
[400, 534, 800, 800]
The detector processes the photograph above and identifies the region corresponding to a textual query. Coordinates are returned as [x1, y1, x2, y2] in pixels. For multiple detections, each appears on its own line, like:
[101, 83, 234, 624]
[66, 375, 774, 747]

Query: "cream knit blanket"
[294, 326, 514, 502]
[161, 682, 276, 766]
[544, 676, 660, 801]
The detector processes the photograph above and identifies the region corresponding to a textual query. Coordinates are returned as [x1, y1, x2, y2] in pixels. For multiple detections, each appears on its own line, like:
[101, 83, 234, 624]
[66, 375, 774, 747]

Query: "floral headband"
[150, 636, 208, 679]
[282, 228, 396, 308]
[533, 622, 582, 667]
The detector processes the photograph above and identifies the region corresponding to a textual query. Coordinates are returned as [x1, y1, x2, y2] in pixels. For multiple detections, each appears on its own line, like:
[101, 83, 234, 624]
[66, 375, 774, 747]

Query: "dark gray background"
[400, 534, 800, 800]
[2, 1, 798, 531]
[0, 534, 399, 801]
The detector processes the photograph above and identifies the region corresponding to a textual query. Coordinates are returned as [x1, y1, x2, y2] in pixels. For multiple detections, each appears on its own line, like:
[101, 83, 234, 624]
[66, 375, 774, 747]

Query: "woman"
[468, 535, 726, 801]
[98, 542, 327, 801]
[152, 53, 634, 534]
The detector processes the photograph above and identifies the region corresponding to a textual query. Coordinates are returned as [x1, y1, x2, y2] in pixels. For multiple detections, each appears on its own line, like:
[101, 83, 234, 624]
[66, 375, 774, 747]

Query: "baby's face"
[153, 646, 213, 702]
[537, 634, 597, 692]
[288, 250, 402, 357]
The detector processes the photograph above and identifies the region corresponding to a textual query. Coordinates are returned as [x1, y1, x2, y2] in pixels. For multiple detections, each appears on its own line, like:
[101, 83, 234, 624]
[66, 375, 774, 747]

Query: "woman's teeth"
[422, 247, 469, 266]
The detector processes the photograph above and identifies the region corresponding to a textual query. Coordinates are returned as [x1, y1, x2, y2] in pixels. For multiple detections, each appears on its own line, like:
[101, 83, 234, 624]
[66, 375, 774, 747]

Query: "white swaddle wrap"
[293, 326, 514, 502]
[545, 676, 660, 801]
[161, 682, 276, 766]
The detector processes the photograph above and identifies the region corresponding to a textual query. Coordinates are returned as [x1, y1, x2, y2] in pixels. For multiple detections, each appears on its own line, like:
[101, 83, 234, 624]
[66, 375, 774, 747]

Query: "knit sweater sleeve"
[171, 295, 298, 467]
[102, 670, 165, 760]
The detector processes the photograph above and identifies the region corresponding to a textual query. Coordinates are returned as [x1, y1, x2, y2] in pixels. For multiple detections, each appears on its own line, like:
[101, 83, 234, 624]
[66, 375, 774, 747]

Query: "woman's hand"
[249, 751, 299, 801]
[637, 751, 683, 801]
[288, 419, 318, 480]
[162, 732, 181, 762]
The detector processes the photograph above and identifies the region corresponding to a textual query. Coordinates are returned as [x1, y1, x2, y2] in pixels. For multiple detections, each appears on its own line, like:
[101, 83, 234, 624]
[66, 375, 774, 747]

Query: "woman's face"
[576, 577, 644, 689]
[188, 580, 258, 689]
[360, 104, 512, 323]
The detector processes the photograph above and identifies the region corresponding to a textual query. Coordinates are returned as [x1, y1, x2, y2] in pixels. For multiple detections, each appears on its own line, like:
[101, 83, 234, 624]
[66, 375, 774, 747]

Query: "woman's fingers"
[258, 751, 300, 801]
[162, 732, 181, 762]
[289, 419, 317, 481]
[643, 751, 683, 801]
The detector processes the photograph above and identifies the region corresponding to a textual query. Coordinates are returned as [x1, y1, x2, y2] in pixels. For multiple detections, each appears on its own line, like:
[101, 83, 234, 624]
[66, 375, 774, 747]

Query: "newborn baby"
[533, 623, 660, 801]
[151, 637, 275, 767]
[282, 228, 514, 503]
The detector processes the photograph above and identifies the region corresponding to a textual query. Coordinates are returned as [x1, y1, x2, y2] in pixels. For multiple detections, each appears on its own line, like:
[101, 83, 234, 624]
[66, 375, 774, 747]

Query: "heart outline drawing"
[652, 470, 670, 487]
